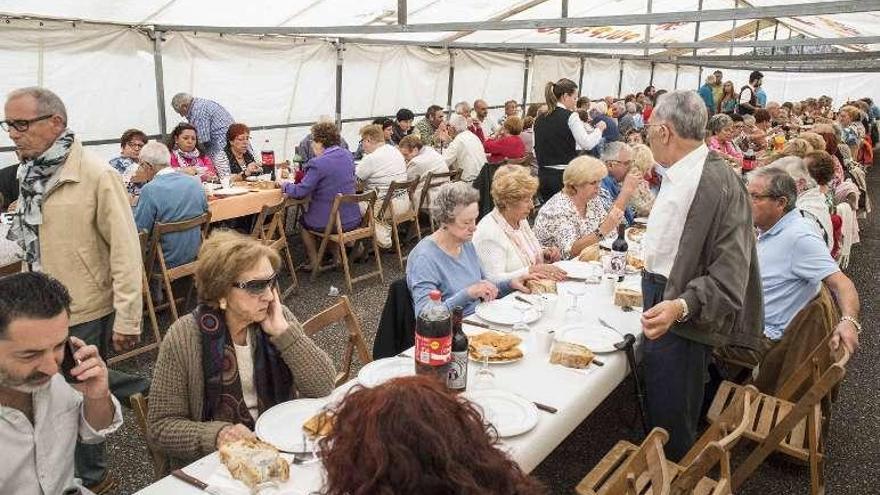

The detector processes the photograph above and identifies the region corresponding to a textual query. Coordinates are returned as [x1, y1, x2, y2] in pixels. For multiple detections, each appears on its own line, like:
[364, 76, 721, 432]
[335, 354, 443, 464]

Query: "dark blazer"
[665, 151, 764, 349]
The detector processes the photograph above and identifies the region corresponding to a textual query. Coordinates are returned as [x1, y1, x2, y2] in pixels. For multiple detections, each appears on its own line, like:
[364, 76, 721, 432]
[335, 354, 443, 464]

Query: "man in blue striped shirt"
[171, 93, 235, 175]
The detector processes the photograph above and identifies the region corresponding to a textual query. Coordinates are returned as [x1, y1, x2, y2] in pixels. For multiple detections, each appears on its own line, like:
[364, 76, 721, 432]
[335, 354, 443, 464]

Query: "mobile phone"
[61, 338, 80, 383]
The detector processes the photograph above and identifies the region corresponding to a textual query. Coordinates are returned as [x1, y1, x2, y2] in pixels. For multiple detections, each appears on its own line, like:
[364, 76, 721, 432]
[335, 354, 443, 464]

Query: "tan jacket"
[39, 140, 142, 335]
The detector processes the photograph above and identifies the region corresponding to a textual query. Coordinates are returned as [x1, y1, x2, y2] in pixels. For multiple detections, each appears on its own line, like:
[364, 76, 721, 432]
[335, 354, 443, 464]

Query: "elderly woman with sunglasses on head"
[406, 181, 535, 317]
[148, 230, 335, 466]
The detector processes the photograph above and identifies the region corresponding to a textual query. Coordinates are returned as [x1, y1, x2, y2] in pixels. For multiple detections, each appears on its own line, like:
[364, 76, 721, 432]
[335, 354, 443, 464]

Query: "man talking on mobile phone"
[0, 272, 122, 495]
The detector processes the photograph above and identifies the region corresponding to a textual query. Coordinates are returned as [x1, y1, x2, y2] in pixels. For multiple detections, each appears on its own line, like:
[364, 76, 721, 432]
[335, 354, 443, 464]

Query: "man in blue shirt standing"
[599, 141, 638, 225]
[698, 74, 716, 116]
[171, 93, 235, 175]
[720, 167, 860, 366]
[134, 141, 209, 269]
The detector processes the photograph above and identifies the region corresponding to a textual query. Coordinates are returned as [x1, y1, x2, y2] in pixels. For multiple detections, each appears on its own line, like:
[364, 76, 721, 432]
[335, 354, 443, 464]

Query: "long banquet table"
[136, 269, 644, 494]
[208, 189, 284, 223]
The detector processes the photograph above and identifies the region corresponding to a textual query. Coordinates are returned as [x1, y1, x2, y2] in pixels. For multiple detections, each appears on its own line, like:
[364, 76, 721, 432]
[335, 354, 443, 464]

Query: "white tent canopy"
[0, 0, 878, 163]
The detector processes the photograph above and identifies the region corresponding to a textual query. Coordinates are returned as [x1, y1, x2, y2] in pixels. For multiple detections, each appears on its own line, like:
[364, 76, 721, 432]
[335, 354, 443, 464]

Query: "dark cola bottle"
[414, 290, 452, 383]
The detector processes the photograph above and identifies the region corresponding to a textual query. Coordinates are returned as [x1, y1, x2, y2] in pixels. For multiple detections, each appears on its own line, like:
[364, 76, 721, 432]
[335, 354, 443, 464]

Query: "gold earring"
[219, 299, 227, 310]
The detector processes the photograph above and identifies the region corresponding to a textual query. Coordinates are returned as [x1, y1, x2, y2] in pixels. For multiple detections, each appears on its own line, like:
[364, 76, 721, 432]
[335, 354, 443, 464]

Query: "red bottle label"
[414, 333, 452, 366]
[261, 151, 275, 166]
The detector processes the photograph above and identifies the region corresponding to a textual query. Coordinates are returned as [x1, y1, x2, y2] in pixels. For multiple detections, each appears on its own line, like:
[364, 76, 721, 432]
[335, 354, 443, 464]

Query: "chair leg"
[163, 275, 179, 321]
[311, 235, 330, 282]
[143, 276, 160, 345]
[338, 238, 354, 293]
[281, 243, 298, 298]
[392, 220, 404, 270]
[372, 235, 385, 285]
[808, 407, 825, 495]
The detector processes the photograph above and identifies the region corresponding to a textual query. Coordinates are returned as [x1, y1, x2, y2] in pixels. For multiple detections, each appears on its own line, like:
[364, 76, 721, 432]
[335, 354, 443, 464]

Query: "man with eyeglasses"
[717, 167, 859, 371]
[598, 141, 640, 226]
[2, 86, 146, 493]
[639, 90, 763, 462]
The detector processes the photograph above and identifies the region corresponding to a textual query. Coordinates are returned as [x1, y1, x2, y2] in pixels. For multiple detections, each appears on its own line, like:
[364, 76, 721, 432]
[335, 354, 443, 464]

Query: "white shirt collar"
[156, 166, 176, 176]
[663, 144, 708, 184]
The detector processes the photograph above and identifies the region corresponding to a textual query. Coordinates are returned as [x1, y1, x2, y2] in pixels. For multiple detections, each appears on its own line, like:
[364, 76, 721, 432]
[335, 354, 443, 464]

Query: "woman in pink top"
[706, 113, 743, 169]
[167, 122, 218, 182]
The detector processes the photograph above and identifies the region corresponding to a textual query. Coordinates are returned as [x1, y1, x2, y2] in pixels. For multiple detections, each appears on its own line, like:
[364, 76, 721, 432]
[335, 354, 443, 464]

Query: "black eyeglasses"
[232, 273, 278, 295]
[0, 114, 54, 132]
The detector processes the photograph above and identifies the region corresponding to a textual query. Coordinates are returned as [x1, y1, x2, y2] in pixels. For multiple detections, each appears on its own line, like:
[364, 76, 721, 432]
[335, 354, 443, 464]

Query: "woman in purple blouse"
[281, 122, 361, 269]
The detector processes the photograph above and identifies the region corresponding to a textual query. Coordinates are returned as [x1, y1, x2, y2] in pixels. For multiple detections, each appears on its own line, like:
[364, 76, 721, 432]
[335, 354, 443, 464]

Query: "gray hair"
[454, 101, 471, 114]
[432, 181, 479, 225]
[742, 115, 756, 126]
[139, 141, 170, 168]
[171, 92, 193, 113]
[707, 113, 733, 135]
[612, 101, 625, 115]
[768, 156, 818, 190]
[592, 101, 608, 116]
[600, 141, 632, 162]
[625, 101, 637, 114]
[749, 167, 798, 212]
[652, 90, 707, 140]
[448, 114, 470, 133]
[7, 87, 67, 124]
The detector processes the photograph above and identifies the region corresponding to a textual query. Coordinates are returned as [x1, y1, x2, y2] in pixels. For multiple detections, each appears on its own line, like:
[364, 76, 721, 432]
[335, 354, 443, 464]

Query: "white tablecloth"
[136, 272, 644, 494]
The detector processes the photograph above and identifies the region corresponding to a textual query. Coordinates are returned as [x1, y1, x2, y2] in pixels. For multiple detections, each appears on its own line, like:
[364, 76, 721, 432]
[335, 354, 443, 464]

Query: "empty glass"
[512, 299, 532, 333]
[472, 345, 497, 390]
[566, 283, 586, 322]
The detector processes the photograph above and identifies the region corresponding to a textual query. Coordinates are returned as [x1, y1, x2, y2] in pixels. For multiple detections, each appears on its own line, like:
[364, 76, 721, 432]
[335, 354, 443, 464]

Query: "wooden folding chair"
[0, 259, 23, 277]
[417, 170, 457, 232]
[129, 393, 169, 480]
[302, 295, 372, 387]
[251, 199, 298, 298]
[148, 212, 212, 321]
[308, 191, 384, 293]
[376, 177, 421, 270]
[108, 232, 162, 365]
[706, 331, 850, 495]
[578, 385, 756, 495]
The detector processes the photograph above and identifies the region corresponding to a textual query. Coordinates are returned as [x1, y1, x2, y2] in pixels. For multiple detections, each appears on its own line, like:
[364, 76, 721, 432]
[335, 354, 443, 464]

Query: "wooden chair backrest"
[376, 177, 420, 220]
[250, 199, 286, 241]
[0, 260, 23, 277]
[130, 393, 168, 480]
[675, 386, 758, 492]
[418, 171, 455, 212]
[775, 330, 849, 402]
[322, 191, 378, 237]
[148, 211, 212, 279]
[302, 295, 372, 386]
[611, 428, 672, 495]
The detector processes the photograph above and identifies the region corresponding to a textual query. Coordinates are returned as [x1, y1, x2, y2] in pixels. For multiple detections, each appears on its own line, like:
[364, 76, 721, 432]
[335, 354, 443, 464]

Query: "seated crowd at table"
[0, 72, 871, 494]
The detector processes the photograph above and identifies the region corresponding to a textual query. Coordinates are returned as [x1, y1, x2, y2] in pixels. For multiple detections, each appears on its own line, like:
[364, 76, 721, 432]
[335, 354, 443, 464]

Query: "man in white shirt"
[439, 114, 487, 184]
[0, 272, 123, 495]
[641, 91, 762, 461]
[357, 124, 409, 248]
[474, 99, 499, 138]
[399, 134, 449, 209]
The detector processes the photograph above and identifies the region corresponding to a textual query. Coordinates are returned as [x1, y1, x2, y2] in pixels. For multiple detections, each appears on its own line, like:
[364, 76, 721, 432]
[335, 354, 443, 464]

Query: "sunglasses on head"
[232, 273, 277, 295]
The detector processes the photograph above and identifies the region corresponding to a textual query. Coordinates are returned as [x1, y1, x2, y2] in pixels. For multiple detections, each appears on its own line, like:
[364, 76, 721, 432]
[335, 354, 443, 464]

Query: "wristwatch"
[675, 298, 689, 323]
[840, 316, 862, 334]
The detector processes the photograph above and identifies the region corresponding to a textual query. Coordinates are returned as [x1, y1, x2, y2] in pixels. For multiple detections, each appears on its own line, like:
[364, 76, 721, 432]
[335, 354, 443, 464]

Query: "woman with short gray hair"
[405, 181, 533, 316]
[706, 113, 743, 170]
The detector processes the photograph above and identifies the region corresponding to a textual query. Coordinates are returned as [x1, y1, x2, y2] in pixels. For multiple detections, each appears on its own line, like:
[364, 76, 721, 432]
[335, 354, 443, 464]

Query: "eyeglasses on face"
[232, 273, 278, 295]
[0, 114, 54, 132]
[126, 141, 146, 149]
[749, 193, 779, 201]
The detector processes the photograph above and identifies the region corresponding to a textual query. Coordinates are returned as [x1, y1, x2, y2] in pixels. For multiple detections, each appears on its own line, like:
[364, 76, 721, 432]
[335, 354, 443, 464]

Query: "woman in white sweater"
[473, 165, 567, 280]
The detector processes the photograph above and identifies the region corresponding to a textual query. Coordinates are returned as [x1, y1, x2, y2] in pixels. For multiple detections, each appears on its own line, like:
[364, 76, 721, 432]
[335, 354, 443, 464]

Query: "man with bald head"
[473, 99, 499, 138]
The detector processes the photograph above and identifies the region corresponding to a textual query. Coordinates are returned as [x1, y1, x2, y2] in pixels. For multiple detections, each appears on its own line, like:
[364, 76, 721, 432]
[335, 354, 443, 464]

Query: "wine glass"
[472, 345, 496, 390]
[566, 283, 586, 322]
[511, 299, 532, 333]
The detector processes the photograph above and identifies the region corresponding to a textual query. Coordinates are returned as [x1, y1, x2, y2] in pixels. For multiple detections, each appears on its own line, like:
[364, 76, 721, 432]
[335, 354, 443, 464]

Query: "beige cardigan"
[147, 306, 336, 463]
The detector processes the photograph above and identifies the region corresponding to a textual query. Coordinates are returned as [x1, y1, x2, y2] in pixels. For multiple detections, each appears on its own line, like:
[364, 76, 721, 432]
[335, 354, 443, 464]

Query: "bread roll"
[219, 438, 290, 489]
[526, 278, 557, 294]
[614, 287, 642, 308]
[578, 243, 601, 262]
[549, 342, 594, 369]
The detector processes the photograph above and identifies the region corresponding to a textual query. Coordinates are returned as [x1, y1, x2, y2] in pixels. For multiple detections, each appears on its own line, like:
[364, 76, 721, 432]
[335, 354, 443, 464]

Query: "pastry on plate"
[578, 243, 601, 262]
[468, 331, 523, 361]
[219, 438, 290, 489]
[526, 278, 557, 295]
[302, 410, 334, 438]
[549, 342, 595, 369]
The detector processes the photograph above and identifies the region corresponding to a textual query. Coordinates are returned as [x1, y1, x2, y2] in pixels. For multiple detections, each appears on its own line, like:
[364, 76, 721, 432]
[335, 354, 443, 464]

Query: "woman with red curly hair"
[318, 376, 547, 495]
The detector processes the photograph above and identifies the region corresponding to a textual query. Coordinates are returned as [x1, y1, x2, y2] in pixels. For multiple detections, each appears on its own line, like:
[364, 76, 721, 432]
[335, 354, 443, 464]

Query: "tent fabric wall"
[161, 33, 336, 159]
[529, 55, 581, 104]
[452, 50, 524, 108]
[676, 66, 701, 91]
[582, 58, 621, 101]
[652, 64, 678, 92]
[621, 61, 653, 96]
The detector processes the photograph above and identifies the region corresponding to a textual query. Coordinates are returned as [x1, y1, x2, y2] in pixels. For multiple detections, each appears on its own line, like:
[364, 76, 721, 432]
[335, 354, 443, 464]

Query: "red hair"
[318, 376, 546, 495]
[226, 122, 250, 143]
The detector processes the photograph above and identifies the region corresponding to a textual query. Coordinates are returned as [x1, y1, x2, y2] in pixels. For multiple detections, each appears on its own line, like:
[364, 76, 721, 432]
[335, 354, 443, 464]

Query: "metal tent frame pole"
[151, 30, 167, 138]
[335, 42, 344, 128]
[446, 50, 455, 111]
[521, 51, 531, 112]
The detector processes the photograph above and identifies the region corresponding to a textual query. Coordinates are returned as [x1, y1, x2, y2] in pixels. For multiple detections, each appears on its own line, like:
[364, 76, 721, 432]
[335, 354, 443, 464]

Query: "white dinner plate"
[468, 337, 528, 365]
[357, 356, 415, 388]
[462, 389, 538, 438]
[474, 299, 542, 326]
[255, 398, 327, 452]
[212, 187, 250, 197]
[633, 217, 649, 225]
[554, 260, 601, 280]
[556, 323, 623, 354]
